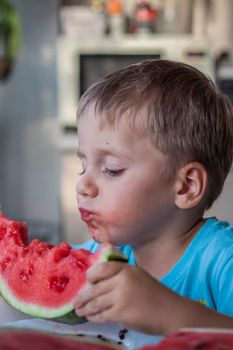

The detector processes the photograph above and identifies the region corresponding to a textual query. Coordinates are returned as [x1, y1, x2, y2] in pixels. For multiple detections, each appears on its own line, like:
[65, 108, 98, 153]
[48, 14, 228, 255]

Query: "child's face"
[76, 109, 176, 246]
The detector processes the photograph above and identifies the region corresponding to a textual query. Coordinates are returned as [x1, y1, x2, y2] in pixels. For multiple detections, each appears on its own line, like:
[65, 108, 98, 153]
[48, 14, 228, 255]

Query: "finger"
[86, 310, 111, 324]
[75, 293, 112, 318]
[87, 261, 124, 284]
[75, 278, 114, 308]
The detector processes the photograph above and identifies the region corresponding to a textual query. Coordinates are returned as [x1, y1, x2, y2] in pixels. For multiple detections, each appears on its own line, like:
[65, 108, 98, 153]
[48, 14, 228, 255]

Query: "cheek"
[103, 178, 171, 223]
[101, 189, 148, 226]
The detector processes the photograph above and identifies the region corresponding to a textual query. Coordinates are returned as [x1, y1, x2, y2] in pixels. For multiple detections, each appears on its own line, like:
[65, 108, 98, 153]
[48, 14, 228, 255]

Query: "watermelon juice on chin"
[88, 221, 110, 244]
[0, 212, 127, 323]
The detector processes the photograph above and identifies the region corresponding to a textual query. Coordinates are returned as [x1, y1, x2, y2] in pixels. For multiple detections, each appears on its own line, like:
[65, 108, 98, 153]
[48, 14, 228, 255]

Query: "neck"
[132, 214, 205, 279]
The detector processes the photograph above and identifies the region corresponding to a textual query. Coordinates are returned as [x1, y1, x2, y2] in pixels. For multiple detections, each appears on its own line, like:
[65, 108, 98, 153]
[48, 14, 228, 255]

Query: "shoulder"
[179, 217, 233, 282]
[203, 218, 233, 315]
[199, 217, 233, 277]
[202, 217, 233, 249]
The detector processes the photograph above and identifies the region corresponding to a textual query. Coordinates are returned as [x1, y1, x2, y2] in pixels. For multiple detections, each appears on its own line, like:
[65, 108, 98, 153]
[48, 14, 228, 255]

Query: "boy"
[73, 59, 233, 335]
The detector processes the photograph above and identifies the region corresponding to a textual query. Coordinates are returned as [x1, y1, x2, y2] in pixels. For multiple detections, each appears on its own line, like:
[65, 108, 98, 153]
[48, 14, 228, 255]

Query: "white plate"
[0, 318, 164, 350]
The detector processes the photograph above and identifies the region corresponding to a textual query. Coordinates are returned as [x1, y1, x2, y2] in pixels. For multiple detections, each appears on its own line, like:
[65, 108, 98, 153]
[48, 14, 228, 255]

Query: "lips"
[79, 208, 94, 221]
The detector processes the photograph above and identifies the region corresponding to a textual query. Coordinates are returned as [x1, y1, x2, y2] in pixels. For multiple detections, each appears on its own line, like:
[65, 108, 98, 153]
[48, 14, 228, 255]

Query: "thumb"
[87, 261, 124, 284]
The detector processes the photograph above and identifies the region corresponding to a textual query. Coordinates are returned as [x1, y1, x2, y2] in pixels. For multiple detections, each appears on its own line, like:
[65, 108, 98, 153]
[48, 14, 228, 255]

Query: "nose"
[76, 171, 98, 198]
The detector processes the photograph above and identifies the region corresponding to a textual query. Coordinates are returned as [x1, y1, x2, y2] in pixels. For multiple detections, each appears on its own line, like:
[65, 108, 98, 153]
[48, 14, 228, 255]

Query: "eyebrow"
[76, 148, 133, 161]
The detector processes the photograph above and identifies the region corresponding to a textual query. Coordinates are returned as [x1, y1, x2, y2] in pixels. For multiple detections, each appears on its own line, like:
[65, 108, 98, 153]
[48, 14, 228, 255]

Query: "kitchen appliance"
[57, 34, 215, 129]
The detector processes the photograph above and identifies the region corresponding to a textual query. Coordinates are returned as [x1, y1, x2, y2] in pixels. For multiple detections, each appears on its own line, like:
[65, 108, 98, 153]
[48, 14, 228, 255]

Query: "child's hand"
[74, 262, 177, 334]
[75, 262, 233, 335]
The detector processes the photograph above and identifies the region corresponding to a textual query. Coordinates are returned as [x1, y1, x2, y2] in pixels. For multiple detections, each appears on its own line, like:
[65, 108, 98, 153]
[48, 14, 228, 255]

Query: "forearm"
[151, 287, 233, 336]
[169, 296, 233, 334]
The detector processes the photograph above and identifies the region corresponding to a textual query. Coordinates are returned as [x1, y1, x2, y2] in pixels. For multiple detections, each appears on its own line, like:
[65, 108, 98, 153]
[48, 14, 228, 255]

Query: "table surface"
[0, 298, 163, 350]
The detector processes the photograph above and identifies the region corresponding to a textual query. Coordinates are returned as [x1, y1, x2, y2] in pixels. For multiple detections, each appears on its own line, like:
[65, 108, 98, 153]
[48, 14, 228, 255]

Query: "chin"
[88, 225, 129, 246]
[89, 230, 111, 244]
[91, 234, 121, 247]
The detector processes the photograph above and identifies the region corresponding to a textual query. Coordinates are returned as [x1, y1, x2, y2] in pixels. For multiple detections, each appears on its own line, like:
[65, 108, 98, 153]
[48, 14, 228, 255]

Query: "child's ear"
[174, 162, 208, 209]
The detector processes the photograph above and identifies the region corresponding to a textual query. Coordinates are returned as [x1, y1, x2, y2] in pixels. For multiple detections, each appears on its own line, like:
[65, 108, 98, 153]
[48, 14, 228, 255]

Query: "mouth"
[78, 208, 94, 221]
[78, 208, 110, 243]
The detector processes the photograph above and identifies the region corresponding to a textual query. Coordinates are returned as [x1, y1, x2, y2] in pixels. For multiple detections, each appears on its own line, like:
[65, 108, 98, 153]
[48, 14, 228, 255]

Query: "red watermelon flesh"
[142, 331, 233, 350]
[0, 329, 121, 350]
[0, 212, 127, 321]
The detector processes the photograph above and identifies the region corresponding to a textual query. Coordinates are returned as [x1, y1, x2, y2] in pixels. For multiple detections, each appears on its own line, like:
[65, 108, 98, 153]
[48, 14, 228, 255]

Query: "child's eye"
[103, 168, 124, 177]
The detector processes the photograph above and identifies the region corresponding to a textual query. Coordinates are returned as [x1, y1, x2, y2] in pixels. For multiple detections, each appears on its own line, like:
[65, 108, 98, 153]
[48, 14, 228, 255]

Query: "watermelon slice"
[142, 331, 233, 350]
[0, 212, 127, 323]
[0, 329, 121, 350]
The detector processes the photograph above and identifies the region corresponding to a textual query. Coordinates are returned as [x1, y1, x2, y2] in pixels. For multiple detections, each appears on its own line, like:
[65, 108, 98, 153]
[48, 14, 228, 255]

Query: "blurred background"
[0, 0, 233, 245]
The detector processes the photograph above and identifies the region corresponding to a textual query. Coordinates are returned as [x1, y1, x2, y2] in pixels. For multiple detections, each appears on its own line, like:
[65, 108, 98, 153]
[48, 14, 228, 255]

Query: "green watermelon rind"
[52, 310, 86, 325]
[96, 246, 128, 264]
[0, 246, 128, 322]
[0, 275, 74, 318]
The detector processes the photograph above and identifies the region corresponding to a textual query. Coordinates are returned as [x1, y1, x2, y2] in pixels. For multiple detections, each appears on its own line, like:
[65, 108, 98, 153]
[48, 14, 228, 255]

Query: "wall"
[211, 0, 233, 57]
[0, 1, 60, 239]
[206, 172, 233, 222]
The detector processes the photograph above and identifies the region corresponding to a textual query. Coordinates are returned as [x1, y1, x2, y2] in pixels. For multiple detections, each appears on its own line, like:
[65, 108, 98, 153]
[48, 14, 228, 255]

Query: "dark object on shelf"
[0, 58, 12, 80]
[134, 0, 158, 34]
[60, 0, 89, 5]
[216, 52, 233, 104]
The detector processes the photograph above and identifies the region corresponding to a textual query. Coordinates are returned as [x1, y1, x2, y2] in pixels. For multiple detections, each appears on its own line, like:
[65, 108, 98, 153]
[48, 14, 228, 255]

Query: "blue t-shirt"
[73, 217, 233, 317]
